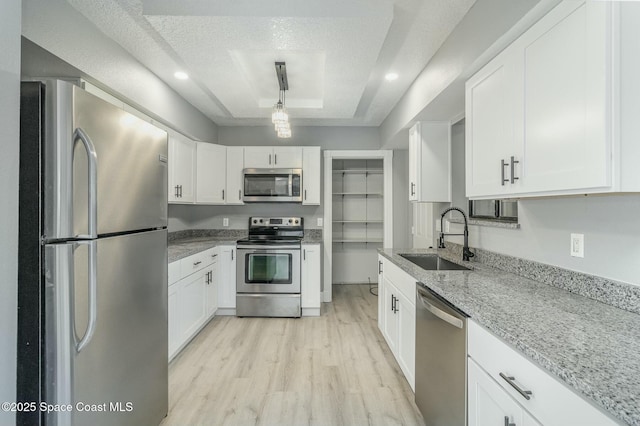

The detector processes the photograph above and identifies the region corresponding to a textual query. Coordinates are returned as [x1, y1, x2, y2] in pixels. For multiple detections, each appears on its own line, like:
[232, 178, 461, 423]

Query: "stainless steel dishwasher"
[415, 283, 468, 426]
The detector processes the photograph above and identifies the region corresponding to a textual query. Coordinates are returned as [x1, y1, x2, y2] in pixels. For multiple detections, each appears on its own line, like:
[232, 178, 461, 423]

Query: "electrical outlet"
[570, 233, 584, 258]
[317, 218, 323, 227]
[223, 218, 229, 227]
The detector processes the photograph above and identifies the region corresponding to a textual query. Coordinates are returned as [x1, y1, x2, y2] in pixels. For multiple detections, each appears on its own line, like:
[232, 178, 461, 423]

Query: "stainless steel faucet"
[438, 207, 475, 261]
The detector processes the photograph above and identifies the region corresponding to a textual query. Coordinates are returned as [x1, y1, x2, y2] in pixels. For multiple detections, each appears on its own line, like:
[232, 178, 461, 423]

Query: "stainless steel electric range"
[236, 217, 303, 317]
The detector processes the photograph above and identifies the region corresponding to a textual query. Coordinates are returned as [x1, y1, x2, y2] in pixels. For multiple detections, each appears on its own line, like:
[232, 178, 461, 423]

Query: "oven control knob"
[253, 219, 257, 224]
[289, 219, 293, 224]
[295, 219, 299, 224]
[259, 219, 264, 223]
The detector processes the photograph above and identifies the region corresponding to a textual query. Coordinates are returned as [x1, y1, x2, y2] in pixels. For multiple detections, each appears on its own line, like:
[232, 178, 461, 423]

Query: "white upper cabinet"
[466, 1, 640, 199]
[168, 134, 196, 204]
[226, 147, 245, 205]
[196, 142, 226, 204]
[302, 146, 321, 205]
[408, 122, 452, 202]
[244, 146, 302, 168]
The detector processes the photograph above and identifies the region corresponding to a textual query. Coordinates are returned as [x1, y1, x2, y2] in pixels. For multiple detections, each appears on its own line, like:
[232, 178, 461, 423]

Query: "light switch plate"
[317, 218, 323, 227]
[570, 233, 584, 258]
[223, 218, 229, 227]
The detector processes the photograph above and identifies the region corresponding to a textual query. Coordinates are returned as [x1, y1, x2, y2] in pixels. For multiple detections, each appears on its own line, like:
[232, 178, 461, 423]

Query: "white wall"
[0, 0, 21, 423]
[219, 125, 381, 149]
[443, 122, 640, 287]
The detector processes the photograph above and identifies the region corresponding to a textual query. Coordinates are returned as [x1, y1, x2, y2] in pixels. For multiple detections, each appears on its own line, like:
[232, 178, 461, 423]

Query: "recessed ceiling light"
[174, 71, 189, 80]
[385, 72, 399, 81]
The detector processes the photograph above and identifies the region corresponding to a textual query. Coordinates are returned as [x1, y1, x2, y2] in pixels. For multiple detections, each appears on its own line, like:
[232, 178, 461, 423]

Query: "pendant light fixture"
[272, 62, 291, 138]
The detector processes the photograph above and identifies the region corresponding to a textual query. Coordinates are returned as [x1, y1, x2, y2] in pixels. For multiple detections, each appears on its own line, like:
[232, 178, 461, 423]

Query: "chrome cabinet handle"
[510, 156, 519, 184]
[274, 154, 277, 165]
[269, 154, 272, 165]
[304, 189, 307, 200]
[501, 160, 509, 186]
[211, 254, 217, 258]
[231, 249, 234, 261]
[73, 128, 98, 239]
[178, 185, 182, 198]
[303, 249, 306, 260]
[238, 189, 242, 200]
[222, 189, 225, 200]
[378, 261, 383, 274]
[193, 261, 202, 266]
[499, 372, 532, 400]
[175, 185, 179, 198]
[410, 182, 415, 196]
[390, 294, 394, 312]
[504, 416, 516, 426]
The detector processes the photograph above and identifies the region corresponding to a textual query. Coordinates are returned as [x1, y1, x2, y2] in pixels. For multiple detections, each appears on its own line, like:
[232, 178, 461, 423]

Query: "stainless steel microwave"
[243, 168, 302, 203]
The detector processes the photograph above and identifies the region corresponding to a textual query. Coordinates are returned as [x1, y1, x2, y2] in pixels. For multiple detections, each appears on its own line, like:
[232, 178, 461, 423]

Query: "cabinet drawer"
[382, 258, 416, 304]
[168, 261, 181, 285]
[468, 320, 618, 425]
[180, 249, 214, 277]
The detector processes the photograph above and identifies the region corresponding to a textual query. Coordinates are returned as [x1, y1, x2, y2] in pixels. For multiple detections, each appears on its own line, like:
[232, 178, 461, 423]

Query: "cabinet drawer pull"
[378, 261, 383, 274]
[501, 160, 509, 185]
[269, 154, 272, 165]
[238, 189, 242, 200]
[304, 189, 307, 200]
[510, 156, 519, 184]
[410, 182, 415, 196]
[274, 154, 277, 164]
[504, 416, 516, 426]
[193, 261, 202, 266]
[499, 372, 532, 400]
[222, 189, 225, 200]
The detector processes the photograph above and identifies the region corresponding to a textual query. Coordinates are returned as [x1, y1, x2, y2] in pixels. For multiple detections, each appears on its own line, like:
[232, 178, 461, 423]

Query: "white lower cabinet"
[168, 247, 226, 361]
[469, 358, 542, 426]
[468, 320, 619, 426]
[216, 245, 237, 314]
[301, 244, 321, 316]
[378, 256, 416, 391]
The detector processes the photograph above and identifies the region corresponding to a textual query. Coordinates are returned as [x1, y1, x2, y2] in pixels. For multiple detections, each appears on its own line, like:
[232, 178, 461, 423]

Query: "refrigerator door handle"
[74, 240, 98, 352]
[73, 128, 98, 239]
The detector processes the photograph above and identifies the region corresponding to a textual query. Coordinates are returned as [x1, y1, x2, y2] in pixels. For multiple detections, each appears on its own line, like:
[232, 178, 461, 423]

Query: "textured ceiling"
[66, 0, 476, 126]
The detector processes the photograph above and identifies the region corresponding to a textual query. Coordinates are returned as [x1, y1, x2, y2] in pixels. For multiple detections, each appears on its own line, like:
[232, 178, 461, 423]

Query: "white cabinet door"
[409, 122, 452, 202]
[196, 142, 226, 204]
[205, 260, 218, 318]
[168, 282, 179, 359]
[301, 244, 321, 315]
[226, 146, 245, 205]
[377, 257, 385, 331]
[408, 126, 419, 201]
[217, 245, 237, 311]
[519, 1, 611, 193]
[244, 147, 274, 168]
[179, 270, 207, 341]
[302, 147, 321, 205]
[468, 358, 539, 426]
[168, 135, 196, 203]
[383, 277, 399, 355]
[396, 290, 416, 391]
[273, 147, 302, 168]
[465, 48, 522, 199]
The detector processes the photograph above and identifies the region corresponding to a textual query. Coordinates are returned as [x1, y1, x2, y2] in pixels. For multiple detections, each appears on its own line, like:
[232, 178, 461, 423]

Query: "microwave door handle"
[289, 174, 293, 197]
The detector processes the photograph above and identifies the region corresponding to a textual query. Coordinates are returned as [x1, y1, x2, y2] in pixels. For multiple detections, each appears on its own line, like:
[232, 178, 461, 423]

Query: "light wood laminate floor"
[162, 284, 424, 426]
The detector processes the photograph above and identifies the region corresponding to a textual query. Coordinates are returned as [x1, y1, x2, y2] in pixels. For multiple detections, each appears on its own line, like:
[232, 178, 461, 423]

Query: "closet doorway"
[323, 150, 393, 302]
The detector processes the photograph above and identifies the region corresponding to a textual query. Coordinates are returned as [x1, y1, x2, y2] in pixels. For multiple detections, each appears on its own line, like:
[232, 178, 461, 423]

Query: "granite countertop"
[378, 248, 640, 425]
[168, 229, 323, 263]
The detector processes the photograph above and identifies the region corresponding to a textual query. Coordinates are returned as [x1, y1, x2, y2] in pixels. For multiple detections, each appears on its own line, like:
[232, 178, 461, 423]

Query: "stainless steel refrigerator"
[18, 80, 168, 425]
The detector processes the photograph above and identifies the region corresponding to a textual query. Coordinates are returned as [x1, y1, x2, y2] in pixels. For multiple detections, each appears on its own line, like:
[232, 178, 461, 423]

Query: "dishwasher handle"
[417, 286, 464, 329]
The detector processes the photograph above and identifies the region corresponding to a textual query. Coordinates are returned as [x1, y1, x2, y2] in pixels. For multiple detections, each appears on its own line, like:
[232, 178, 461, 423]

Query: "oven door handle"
[237, 245, 301, 251]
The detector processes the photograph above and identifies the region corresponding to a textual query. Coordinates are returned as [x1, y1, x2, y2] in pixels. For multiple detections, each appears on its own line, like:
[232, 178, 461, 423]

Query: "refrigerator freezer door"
[44, 229, 168, 426]
[43, 80, 167, 240]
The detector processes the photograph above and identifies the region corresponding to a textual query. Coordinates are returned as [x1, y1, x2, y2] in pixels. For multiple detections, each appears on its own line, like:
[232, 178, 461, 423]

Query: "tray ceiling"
[66, 0, 476, 126]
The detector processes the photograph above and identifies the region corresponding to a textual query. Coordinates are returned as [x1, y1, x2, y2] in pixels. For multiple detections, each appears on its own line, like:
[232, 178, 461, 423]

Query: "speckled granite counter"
[169, 229, 323, 263]
[378, 248, 640, 425]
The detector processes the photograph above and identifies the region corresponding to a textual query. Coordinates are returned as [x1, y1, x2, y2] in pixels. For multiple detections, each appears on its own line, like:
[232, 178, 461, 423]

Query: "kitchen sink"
[400, 254, 470, 271]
